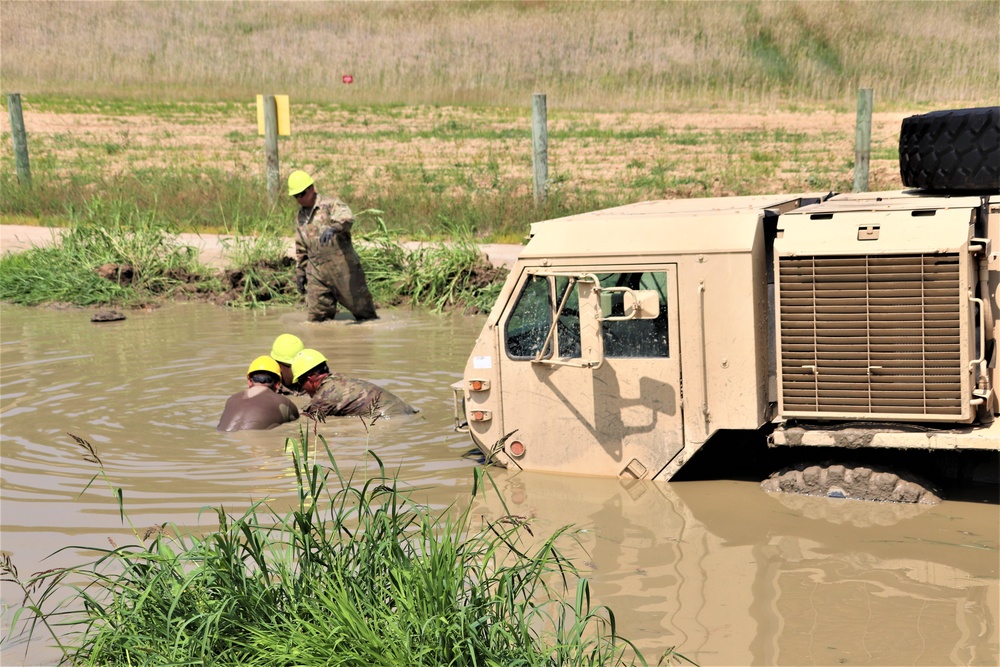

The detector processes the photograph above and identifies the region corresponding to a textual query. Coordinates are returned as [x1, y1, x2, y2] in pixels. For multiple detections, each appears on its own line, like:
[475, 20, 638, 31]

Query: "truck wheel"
[765, 488, 932, 527]
[898, 106, 1000, 193]
[761, 463, 941, 504]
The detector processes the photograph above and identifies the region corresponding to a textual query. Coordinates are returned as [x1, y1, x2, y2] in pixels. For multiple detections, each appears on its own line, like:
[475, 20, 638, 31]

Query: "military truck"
[454, 107, 999, 499]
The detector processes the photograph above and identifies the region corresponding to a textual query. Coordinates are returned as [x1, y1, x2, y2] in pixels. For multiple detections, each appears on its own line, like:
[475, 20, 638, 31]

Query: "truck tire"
[761, 463, 941, 504]
[898, 106, 1000, 193]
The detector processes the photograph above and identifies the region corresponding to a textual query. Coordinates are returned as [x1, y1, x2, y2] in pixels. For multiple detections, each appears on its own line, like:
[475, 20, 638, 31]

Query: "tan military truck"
[454, 107, 999, 499]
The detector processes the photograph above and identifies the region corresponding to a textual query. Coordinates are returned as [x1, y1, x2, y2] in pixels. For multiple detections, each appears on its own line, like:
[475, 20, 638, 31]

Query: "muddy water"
[1, 302, 997, 666]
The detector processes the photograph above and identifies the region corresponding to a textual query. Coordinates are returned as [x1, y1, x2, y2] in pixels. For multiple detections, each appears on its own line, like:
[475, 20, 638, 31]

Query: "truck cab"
[456, 108, 999, 490]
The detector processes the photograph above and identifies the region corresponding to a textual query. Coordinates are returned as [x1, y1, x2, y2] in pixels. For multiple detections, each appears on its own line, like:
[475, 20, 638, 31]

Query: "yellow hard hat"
[247, 355, 281, 379]
[292, 348, 328, 384]
[288, 170, 315, 196]
[270, 334, 304, 365]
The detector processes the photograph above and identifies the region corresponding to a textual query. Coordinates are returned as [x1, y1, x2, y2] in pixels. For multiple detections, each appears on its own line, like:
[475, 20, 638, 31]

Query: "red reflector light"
[472, 411, 484, 421]
[509, 440, 525, 457]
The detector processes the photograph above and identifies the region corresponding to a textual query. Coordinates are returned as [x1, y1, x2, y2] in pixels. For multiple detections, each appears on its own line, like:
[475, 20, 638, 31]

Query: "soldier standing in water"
[288, 170, 377, 322]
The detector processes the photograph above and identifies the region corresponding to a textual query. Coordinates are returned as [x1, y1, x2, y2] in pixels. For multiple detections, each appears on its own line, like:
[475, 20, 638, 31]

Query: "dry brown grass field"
[1, 1, 997, 238]
[22, 102, 909, 198]
[2, 1, 997, 109]
[2, 99, 917, 239]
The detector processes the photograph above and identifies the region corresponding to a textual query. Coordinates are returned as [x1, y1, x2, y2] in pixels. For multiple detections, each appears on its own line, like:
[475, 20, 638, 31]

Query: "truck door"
[498, 267, 683, 478]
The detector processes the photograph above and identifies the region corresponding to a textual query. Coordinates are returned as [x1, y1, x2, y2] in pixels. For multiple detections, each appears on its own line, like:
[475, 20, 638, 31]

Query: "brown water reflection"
[1, 303, 997, 666]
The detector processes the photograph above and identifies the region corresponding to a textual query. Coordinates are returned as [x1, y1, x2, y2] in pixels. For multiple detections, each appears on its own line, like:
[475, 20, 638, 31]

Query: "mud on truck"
[454, 107, 1000, 503]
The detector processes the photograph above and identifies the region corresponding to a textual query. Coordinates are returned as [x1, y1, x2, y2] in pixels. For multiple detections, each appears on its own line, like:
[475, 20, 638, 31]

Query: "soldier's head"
[246, 356, 282, 392]
[270, 333, 305, 388]
[291, 348, 330, 396]
[288, 170, 317, 208]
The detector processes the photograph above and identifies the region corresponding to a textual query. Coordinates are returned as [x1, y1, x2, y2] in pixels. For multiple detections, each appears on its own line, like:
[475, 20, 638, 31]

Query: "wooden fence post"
[853, 88, 873, 193]
[7, 93, 31, 188]
[264, 95, 280, 203]
[531, 93, 548, 207]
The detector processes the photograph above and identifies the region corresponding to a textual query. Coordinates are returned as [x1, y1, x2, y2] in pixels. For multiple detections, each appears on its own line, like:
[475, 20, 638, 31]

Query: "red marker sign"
[342, 75, 354, 84]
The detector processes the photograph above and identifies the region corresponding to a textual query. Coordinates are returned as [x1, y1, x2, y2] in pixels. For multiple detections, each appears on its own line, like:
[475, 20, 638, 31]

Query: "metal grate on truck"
[777, 253, 967, 420]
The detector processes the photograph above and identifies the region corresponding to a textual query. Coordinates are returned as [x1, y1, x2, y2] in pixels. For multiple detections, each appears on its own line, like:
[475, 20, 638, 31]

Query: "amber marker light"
[469, 379, 490, 391]
[509, 440, 525, 457]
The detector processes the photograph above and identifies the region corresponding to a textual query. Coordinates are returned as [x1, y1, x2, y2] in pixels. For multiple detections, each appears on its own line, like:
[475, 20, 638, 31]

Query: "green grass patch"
[871, 147, 899, 161]
[358, 214, 507, 314]
[0, 200, 218, 307]
[0, 206, 510, 314]
[1, 427, 695, 666]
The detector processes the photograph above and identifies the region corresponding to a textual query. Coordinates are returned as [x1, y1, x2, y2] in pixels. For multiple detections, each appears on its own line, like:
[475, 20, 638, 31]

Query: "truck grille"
[778, 253, 965, 419]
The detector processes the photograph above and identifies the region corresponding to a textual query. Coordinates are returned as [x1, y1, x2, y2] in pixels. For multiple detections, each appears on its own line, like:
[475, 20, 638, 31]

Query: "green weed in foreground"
[1, 423, 695, 666]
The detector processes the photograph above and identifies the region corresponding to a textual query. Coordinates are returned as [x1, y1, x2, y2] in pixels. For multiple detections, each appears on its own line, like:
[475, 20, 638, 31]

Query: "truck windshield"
[504, 271, 669, 360]
[505, 275, 553, 358]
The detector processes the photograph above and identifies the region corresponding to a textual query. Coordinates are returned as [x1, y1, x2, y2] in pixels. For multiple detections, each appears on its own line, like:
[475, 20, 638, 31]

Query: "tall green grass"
[0, 166, 287, 234]
[0, 147, 607, 242]
[358, 214, 506, 314]
[0, 198, 218, 306]
[217, 215, 300, 309]
[0, 205, 507, 313]
[1, 425, 693, 666]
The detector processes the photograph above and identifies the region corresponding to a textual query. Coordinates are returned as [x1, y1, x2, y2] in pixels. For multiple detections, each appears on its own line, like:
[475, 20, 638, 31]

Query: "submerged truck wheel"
[761, 463, 942, 504]
[898, 106, 1000, 192]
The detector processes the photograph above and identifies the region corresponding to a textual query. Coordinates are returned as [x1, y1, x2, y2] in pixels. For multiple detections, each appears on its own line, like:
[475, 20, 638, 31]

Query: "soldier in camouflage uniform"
[289, 170, 377, 322]
[291, 349, 416, 419]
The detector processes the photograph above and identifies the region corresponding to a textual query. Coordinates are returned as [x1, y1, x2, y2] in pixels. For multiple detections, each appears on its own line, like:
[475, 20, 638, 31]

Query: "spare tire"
[899, 106, 999, 193]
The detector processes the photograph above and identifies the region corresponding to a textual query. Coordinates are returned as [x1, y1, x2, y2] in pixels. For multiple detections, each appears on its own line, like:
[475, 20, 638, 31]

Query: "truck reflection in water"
[477, 470, 999, 666]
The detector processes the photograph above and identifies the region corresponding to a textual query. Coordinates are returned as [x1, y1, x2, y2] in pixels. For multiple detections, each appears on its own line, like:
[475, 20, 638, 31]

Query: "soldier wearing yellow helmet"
[216, 356, 300, 431]
[288, 170, 377, 323]
[291, 349, 416, 419]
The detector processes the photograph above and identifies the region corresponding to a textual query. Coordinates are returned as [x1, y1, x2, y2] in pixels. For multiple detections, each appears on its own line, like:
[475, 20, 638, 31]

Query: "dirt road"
[0, 225, 523, 270]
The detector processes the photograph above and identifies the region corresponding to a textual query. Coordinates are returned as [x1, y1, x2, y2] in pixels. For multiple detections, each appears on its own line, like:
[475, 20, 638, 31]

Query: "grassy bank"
[2, 1, 995, 109]
[1, 426, 692, 665]
[0, 201, 505, 313]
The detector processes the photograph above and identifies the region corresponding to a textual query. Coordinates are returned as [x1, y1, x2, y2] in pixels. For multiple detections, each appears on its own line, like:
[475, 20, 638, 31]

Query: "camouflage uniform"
[217, 386, 300, 431]
[305, 373, 416, 419]
[295, 194, 377, 321]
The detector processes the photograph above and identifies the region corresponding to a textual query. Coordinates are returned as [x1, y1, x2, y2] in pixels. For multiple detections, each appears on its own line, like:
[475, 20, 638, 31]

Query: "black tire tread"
[899, 106, 1000, 193]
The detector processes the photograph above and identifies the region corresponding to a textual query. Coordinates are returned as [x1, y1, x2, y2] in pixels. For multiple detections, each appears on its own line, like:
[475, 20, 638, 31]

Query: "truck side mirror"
[599, 288, 660, 321]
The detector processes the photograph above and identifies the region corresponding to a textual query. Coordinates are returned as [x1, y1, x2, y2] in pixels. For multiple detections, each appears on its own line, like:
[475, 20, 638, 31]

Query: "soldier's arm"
[295, 227, 308, 280]
[282, 397, 300, 422]
[323, 200, 355, 234]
